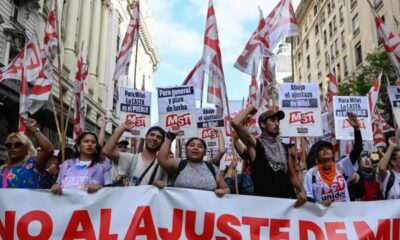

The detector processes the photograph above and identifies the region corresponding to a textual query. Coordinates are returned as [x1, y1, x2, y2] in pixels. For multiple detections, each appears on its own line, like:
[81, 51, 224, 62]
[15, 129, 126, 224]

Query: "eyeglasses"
[5, 142, 24, 149]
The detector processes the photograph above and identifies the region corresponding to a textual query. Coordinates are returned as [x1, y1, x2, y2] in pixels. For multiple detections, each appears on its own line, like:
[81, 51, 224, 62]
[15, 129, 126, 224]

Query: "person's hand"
[87, 184, 102, 194]
[320, 199, 332, 207]
[346, 112, 360, 130]
[215, 188, 229, 198]
[24, 118, 39, 131]
[51, 183, 62, 195]
[168, 125, 180, 135]
[248, 105, 258, 116]
[47, 163, 59, 175]
[101, 116, 111, 127]
[294, 190, 307, 208]
[389, 137, 397, 148]
[121, 120, 135, 132]
[153, 180, 166, 189]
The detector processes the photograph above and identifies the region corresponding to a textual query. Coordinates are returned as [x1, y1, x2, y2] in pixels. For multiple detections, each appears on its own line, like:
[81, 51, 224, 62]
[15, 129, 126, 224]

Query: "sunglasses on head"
[5, 142, 24, 149]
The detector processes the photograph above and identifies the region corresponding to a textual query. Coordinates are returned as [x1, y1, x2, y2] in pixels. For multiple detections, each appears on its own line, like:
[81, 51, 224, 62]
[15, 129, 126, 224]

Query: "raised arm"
[98, 116, 111, 147]
[102, 121, 134, 163]
[25, 118, 54, 170]
[158, 127, 179, 174]
[346, 112, 362, 165]
[377, 137, 397, 182]
[211, 129, 226, 166]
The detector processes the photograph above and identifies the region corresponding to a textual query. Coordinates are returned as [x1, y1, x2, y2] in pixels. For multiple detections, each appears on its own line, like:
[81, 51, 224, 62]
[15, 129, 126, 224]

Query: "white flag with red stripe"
[202, 0, 225, 112]
[73, 56, 89, 140]
[246, 76, 258, 106]
[113, 1, 140, 82]
[182, 60, 205, 100]
[372, 10, 400, 77]
[367, 74, 386, 147]
[327, 62, 339, 157]
[43, 8, 58, 59]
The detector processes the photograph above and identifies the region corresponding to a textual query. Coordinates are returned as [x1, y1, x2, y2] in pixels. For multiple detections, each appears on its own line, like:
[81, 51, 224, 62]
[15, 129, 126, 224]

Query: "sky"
[147, 0, 300, 121]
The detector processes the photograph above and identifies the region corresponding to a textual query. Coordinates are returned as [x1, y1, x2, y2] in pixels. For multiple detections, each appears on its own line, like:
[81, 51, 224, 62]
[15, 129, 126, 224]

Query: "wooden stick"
[50, 95, 62, 146]
[62, 93, 74, 141]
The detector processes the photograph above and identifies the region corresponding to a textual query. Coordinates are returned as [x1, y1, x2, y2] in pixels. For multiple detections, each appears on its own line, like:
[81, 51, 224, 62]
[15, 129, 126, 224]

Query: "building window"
[331, 0, 335, 9]
[351, 0, 357, 9]
[377, 15, 385, 45]
[334, 39, 339, 56]
[308, 74, 311, 83]
[323, 30, 327, 45]
[333, 16, 337, 32]
[327, 3, 331, 14]
[307, 55, 310, 69]
[314, 5, 318, 16]
[316, 41, 320, 56]
[321, 11, 326, 24]
[341, 31, 346, 49]
[355, 42, 363, 66]
[336, 63, 341, 82]
[343, 56, 348, 76]
[330, 45, 334, 60]
[315, 24, 319, 35]
[306, 39, 309, 49]
[12, 7, 19, 22]
[339, 7, 344, 23]
[317, 61, 322, 79]
[325, 52, 329, 68]
[329, 22, 333, 37]
[352, 14, 360, 35]
[298, 52, 301, 62]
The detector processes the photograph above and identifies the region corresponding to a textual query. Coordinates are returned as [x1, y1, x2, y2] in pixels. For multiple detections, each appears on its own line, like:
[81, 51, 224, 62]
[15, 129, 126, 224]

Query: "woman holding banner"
[304, 112, 362, 206]
[158, 126, 230, 197]
[0, 118, 54, 189]
[51, 132, 112, 194]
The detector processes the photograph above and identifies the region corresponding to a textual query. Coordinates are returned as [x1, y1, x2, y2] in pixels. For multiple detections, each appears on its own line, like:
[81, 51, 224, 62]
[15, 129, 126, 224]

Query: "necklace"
[258, 136, 288, 173]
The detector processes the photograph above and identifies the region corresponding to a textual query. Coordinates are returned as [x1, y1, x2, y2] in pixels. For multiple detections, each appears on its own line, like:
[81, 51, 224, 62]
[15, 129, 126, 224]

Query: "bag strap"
[147, 163, 159, 185]
[134, 160, 155, 186]
[385, 170, 395, 199]
[172, 160, 187, 186]
[205, 161, 217, 180]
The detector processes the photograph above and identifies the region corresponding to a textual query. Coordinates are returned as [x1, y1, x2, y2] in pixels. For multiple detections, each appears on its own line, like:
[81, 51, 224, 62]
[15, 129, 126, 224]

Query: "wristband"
[167, 131, 176, 141]
[32, 127, 40, 134]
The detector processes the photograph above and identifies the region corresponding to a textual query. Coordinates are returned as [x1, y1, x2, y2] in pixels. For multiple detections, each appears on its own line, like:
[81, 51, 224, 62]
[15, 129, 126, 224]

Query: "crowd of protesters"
[1, 105, 399, 207]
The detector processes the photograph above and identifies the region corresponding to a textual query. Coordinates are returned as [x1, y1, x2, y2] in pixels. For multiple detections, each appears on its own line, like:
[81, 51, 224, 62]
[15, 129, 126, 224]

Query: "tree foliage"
[337, 51, 398, 126]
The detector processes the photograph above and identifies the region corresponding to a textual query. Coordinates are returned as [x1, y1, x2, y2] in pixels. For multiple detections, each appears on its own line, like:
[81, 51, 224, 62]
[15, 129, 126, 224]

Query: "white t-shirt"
[380, 170, 400, 199]
[304, 156, 357, 202]
[118, 152, 166, 186]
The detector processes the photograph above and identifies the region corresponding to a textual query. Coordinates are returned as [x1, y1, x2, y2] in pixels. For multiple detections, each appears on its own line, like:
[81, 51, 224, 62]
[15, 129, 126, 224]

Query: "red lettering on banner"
[166, 113, 191, 127]
[17, 210, 52, 240]
[393, 219, 400, 240]
[99, 209, 118, 240]
[342, 119, 365, 129]
[242, 217, 269, 240]
[289, 111, 315, 124]
[202, 129, 219, 139]
[185, 210, 215, 240]
[270, 219, 290, 240]
[353, 220, 390, 240]
[125, 206, 157, 239]
[63, 210, 96, 240]
[216, 214, 242, 240]
[158, 208, 183, 240]
[0, 211, 15, 240]
[125, 114, 146, 127]
[325, 222, 348, 240]
[299, 220, 326, 240]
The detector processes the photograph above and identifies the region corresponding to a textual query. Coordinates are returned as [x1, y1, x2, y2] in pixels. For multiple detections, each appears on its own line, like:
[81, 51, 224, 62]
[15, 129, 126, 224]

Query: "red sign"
[289, 111, 315, 124]
[201, 129, 219, 139]
[166, 113, 191, 127]
[342, 119, 365, 129]
[126, 114, 146, 127]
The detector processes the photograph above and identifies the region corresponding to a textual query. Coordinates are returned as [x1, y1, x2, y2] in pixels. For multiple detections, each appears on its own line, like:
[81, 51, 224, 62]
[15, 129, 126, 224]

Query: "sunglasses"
[5, 142, 24, 149]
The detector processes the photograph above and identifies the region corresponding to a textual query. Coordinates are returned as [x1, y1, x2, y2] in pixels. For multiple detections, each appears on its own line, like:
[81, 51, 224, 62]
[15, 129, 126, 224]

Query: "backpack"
[171, 160, 216, 186]
[360, 178, 383, 201]
[384, 170, 395, 200]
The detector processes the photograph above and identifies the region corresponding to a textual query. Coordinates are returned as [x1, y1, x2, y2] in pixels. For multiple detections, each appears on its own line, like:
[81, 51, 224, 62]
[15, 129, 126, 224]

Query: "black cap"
[117, 140, 129, 146]
[314, 140, 333, 153]
[258, 110, 285, 126]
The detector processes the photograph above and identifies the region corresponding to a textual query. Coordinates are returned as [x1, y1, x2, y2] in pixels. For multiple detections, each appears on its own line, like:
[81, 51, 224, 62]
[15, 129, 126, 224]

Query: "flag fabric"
[43, 8, 58, 59]
[234, 0, 298, 76]
[246, 76, 258, 106]
[367, 74, 386, 147]
[0, 50, 24, 83]
[372, 10, 400, 77]
[202, 0, 225, 112]
[113, 1, 140, 82]
[327, 61, 339, 157]
[73, 56, 89, 140]
[182, 60, 205, 100]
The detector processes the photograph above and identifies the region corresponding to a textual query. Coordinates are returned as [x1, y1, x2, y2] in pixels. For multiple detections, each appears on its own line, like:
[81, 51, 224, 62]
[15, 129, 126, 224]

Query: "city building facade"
[293, 0, 400, 91]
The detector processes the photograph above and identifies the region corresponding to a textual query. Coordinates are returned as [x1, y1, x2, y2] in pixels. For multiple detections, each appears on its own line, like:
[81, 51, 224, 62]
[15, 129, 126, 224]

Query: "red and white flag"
[182, 60, 205, 100]
[43, 8, 58, 59]
[73, 56, 89, 140]
[367, 74, 386, 147]
[202, 0, 225, 112]
[246, 76, 258, 106]
[234, 0, 298, 76]
[113, 1, 140, 82]
[372, 10, 400, 77]
[327, 61, 339, 157]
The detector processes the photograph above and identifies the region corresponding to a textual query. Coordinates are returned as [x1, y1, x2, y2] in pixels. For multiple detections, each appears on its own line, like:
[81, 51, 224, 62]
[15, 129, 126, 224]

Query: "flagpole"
[54, 0, 66, 161]
[133, 16, 140, 90]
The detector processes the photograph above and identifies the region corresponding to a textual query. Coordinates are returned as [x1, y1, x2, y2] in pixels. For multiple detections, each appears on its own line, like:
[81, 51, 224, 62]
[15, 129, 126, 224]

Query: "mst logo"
[202, 129, 219, 139]
[166, 113, 191, 127]
[126, 114, 146, 127]
[342, 119, 365, 128]
[289, 111, 315, 124]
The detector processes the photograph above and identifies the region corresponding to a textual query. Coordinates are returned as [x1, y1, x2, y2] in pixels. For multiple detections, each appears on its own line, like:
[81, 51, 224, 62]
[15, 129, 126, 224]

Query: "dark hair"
[146, 126, 166, 140]
[185, 137, 207, 150]
[73, 132, 102, 167]
[306, 140, 334, 169]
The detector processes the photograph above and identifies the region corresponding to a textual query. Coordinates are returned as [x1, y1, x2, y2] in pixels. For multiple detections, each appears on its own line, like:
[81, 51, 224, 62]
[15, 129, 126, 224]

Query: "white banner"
[119, 88, 151, 137]
[1, 187, 400, 239]
[387, 86, 400, 127]
[157, 86, 197, 138]
[333, 96, 373, 140]
[279, 83, 322, 137]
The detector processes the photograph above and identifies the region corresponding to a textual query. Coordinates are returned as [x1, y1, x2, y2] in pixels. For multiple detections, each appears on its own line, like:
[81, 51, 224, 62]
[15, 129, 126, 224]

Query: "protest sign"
[197, 108, 225, 160]
[2, 187, 400, 239]
[333, 96, 373, 140]
[387, 86, 400, 127]
[279, 83, 322, 137]
[119, 88, 151, 137]
[157, 86, 197, 138]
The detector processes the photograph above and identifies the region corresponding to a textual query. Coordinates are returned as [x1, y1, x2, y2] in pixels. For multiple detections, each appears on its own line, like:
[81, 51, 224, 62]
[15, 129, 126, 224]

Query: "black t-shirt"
[251, 138, 295, 198]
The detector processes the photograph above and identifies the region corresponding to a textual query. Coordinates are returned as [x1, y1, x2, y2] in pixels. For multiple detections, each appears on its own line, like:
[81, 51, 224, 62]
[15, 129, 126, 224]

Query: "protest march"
[1, 0, 400, 239]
